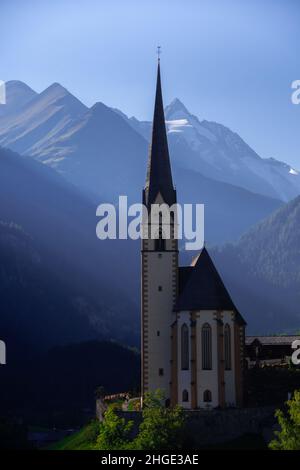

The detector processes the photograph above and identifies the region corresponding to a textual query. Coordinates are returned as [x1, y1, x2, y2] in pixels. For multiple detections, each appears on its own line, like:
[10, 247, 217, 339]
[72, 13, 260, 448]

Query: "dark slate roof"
[144, 61, 176, 208]
[178, 266, 193, 295]
[175, 247, 246, 324]
[246, 336, 300, 346]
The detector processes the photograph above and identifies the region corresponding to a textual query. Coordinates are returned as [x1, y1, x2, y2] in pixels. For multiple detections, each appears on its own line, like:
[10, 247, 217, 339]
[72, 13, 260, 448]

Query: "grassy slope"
[50, 421, 267, 450]
[49, 421, 100, 450]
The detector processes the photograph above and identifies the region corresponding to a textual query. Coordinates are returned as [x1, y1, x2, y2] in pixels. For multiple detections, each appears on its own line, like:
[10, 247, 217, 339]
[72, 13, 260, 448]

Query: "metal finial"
[157, 45, 161, 62]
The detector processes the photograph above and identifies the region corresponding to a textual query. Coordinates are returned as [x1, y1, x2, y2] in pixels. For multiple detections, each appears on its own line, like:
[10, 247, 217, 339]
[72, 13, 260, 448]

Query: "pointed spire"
[144, 60, 176, 208]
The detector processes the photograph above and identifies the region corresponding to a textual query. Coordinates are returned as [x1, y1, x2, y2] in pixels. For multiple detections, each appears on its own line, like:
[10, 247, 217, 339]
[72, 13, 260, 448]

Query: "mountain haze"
[0, 80, 286, 244]
[130, 98, 300, 202]
[0, 81, 299, 336]
[0, 82, 87, 157]
[212, 196, 300, 333]
[0, 80, 37, 118]
[0, 146, 139, 349]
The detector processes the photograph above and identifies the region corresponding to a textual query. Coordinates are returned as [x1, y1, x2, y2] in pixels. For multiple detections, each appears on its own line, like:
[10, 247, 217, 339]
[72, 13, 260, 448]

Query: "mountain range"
[0, 146, 139, 351]
[123, 98, 300, 202]
[0, 79, 299, 342]
[0, 80, 290, 245]
[1, 81, 299, 204]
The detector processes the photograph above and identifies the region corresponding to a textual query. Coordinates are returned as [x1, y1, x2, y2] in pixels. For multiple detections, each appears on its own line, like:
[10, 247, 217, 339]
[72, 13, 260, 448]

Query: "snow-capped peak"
[164, 98, 217, 150]
[165, 98, 191, 120]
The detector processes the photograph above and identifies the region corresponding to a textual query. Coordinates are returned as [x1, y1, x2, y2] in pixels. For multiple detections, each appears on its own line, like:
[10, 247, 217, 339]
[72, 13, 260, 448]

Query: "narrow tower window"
[203, 390, 212, 402]
[202, 323, 212, 370]
[181, 323, 189, 370]
[224, 323, 232, 370]
[182, 389, 189, 402]
[155, 227, 166, 251]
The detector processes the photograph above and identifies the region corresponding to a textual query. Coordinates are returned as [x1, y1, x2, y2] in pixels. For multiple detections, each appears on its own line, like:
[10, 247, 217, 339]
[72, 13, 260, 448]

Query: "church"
[141, 60, 246, 409]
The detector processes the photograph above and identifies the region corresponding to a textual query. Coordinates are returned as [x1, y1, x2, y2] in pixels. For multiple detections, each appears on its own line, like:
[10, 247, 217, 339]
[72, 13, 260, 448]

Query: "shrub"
[132, 389, 186, 450]
[269, 390, 300, 450]
[95, 406, 133, 450]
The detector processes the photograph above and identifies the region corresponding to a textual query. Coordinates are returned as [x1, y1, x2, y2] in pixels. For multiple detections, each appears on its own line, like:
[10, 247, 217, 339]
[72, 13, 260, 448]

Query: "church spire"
[144, 59, 176, 208]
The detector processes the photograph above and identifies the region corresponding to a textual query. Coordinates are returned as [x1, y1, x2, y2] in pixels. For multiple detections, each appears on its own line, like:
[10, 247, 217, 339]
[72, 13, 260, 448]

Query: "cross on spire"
[157, 45, 161, 62]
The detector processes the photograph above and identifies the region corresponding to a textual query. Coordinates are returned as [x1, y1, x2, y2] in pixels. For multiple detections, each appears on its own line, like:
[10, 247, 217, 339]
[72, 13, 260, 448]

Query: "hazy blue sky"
[1, 0, 299, 167]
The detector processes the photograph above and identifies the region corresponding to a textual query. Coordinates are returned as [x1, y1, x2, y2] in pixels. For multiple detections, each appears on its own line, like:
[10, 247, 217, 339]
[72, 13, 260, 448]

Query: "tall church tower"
[141, 59, 178, 404]
[141, 59, 246, 409]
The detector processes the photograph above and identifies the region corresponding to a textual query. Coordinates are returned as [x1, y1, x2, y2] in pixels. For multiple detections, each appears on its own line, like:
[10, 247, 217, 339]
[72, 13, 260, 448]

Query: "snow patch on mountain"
[0, 81, 299, 203]
[164, 99, 300, 202]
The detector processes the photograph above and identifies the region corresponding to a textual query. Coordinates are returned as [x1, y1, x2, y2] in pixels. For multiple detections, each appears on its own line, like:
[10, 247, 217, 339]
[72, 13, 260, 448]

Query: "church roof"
[144, 61, 176, 208]
[178, 266, 193, 294]
[246, 336, 300, 346]
[175, 247, 246, 324]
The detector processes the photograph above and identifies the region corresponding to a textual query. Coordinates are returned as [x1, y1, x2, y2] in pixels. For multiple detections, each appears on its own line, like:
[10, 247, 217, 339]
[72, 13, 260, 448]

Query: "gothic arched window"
[182, 389, 189, 402]
[203, 390, 212, 403]
[202, 323, 212, 370]
[181, 323, 189, 370]
[224, 323, 232, 370]
[155, 227, 166, 251]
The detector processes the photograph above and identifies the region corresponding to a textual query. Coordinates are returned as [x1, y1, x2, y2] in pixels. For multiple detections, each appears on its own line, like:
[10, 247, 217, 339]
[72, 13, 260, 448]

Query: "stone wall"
[183, 407, 276, 446]
[114, 407, 276, 446]
[96, 398, 107, 422]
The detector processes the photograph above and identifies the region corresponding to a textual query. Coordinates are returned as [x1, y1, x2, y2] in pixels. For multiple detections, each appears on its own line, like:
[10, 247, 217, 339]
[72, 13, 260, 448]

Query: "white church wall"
[142, 192, 177, 401]
[196, 310, 219, 408]
[144, 250, 176, 398]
